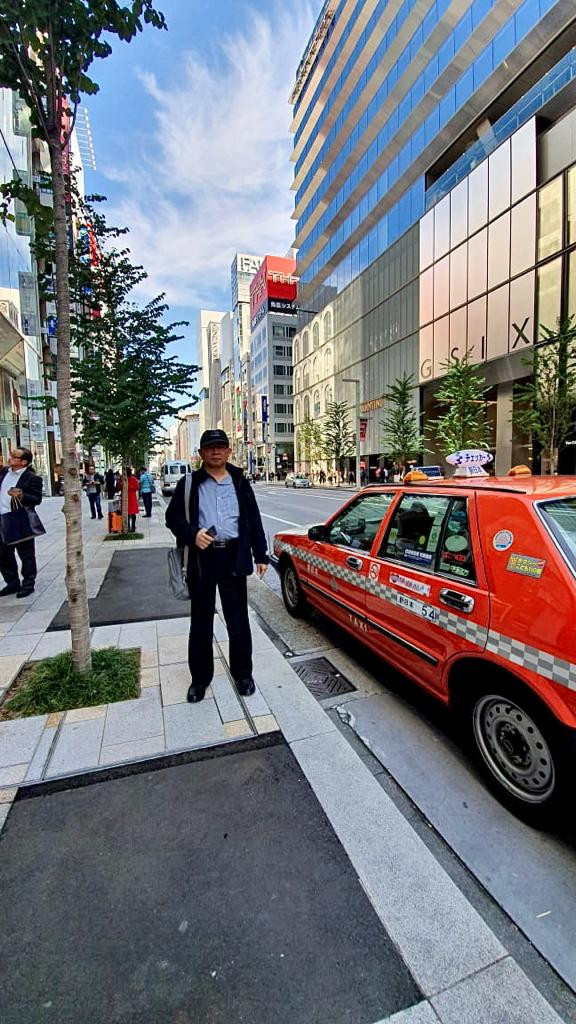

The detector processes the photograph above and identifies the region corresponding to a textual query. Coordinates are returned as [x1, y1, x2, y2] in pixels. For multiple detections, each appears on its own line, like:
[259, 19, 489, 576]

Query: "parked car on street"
[271, 474, 576, 823]
[285, 473, 311, 488]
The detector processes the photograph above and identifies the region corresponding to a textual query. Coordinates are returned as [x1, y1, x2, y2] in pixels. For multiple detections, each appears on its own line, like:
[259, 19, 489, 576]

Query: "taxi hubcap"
[472, 695, 555, 803]
[283, 567, 299, 608]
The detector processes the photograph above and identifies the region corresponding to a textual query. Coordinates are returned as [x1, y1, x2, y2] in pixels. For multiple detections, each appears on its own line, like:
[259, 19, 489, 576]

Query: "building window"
[295, 398, 301, 422]
[274, 384, 285, 395]
[294, 370, 300, 392]
[303, 364, 310, 389]
[304, 395, 310, 419]
[538, 177, 563, 262]
[568, 167, 576, 248]
[325, 384, 333, 406]
[273, 365, 286, 376]
[568, 250, 576, 318]
[323, 310, 332, 340]
[313, 390, 320, 418]
[324, 347, 332, 376]
[313, 322, 320, 349]
[274, 402, 293, 414]
[274, 345, 286, 357]
[302, 329, 309, 355]
[536, 258, 562, 336]
[313, 356, 319, 382]
[276, 422, 294, 434]
[293, 338, 300, 363]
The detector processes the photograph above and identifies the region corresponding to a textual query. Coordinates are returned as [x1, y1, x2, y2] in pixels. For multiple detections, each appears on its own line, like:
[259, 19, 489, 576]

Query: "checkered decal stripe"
[275, 540, 576, 693]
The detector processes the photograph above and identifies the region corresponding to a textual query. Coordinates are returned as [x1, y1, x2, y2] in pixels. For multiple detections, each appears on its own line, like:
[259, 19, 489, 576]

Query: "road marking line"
[261, 513, 301, 526]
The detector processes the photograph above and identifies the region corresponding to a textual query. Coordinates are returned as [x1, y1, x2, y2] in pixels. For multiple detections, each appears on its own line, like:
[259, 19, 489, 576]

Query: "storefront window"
[537, 177, 563, 261]
[568, 250, 576, 319]
[536, 258, 562, 336]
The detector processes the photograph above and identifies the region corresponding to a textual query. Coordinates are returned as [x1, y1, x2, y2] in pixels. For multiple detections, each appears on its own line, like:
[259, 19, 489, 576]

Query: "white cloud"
[103, 2, 315, 310]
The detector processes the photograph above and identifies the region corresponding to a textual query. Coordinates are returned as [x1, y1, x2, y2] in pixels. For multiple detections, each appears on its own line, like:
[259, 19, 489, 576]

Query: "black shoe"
[0, 585, 19, 596]
[187, 684, 206, 703]
[236, 677, 256, 696]
[16, 587, 34, 599]
[91, 516, 96, 520]
[98, 515, 103, 520]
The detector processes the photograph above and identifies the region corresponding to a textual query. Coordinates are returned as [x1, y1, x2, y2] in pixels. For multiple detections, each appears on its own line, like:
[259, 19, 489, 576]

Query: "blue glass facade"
[292, 0, 571, 303]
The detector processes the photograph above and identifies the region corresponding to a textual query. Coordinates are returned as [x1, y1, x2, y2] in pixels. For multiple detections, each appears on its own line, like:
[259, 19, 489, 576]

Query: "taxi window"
[437, 498, 476, 583]
[327, 493, 395, 551]
[380, 494, 450, 569]
[539, 497, 576, 572]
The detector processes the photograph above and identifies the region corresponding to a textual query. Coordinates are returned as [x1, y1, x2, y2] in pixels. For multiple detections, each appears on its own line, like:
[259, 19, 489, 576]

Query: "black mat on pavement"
[0, 738, 421, 1024]
[48, 547, 186, 630]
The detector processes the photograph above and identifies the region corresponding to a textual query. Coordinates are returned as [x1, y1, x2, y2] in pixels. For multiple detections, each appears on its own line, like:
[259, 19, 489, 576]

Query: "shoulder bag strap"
[183, 473, 192, 575]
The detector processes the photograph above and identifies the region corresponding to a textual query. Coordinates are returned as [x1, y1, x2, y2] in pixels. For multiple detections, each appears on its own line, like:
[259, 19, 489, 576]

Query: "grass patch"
[104, 532, 144, 541]
[0, 647, 141, 720]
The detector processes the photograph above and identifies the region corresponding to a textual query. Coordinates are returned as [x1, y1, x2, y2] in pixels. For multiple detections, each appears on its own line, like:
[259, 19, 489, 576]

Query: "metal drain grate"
[292, 657, 355, 700]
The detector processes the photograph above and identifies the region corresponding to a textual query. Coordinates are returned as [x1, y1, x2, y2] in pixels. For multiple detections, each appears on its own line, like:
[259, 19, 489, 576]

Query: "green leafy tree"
[298, 415, 324, 476]
[379, 372, 426, 472]
[513, 317, 576, 475]
[427, 354, 491, 456]
[68, 203, 199, 530]
[0, 0, 167, 672]
[322, 401, 355, 483]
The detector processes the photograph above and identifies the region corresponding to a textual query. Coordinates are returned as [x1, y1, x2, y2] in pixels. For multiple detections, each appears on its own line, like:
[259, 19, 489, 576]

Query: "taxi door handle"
[439, 588, 475, 613]
[346, 556, 363, 571]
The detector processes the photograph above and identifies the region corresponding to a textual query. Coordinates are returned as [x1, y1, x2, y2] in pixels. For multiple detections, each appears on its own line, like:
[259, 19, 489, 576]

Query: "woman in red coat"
[120, 467, 140, 533]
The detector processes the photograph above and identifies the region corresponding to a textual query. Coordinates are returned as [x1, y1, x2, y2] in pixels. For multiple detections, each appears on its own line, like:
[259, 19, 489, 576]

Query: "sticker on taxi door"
[396, 592, 439, 623]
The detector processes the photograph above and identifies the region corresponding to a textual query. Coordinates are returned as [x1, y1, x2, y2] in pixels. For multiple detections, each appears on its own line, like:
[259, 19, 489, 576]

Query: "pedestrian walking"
[0, 447, 43, 598]
[139, 465, 155, 517]
[125, 467, 140, 532]
[105, 468, 116, 500]
[82, 463, 104, 519]
[165, 428, 269, 704]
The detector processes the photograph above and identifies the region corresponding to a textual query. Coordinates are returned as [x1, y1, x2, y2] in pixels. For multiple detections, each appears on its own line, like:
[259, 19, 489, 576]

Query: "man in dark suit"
[0, 447, 43, 597]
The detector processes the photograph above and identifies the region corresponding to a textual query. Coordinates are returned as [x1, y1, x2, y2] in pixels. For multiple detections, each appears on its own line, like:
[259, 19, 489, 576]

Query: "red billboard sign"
[250, 255, 298, 328]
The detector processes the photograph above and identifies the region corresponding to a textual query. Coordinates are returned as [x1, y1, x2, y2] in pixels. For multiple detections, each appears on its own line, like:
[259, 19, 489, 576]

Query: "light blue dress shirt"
[198, 474, 239, 540]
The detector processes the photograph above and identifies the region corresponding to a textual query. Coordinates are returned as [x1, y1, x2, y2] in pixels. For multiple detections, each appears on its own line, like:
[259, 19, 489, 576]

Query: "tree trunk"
[48, 137, 92, 673]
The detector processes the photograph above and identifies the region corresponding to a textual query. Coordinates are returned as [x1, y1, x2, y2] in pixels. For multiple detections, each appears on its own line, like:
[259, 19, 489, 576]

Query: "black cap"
[199, 429, 230, 449]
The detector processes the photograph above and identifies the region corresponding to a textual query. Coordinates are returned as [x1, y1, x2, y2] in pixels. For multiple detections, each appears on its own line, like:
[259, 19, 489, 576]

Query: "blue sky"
[84, 0, 317, 372]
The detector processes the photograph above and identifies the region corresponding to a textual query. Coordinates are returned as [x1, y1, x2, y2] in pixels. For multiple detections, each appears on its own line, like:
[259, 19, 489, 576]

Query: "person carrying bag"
[0, 447, 44, 598]
[167, 473, 192, 600]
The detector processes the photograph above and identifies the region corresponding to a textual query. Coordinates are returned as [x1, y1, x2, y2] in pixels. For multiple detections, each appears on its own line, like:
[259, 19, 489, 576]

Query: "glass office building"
[291, 0, 576, 474]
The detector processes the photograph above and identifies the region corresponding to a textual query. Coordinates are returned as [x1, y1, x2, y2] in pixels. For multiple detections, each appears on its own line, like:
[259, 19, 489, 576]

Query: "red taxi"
[272, 474, 576, 821]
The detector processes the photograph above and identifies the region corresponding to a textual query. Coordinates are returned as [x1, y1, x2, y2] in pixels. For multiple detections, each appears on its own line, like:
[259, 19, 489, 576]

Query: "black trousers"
[87, 492, 102, 518]
[142, 492, 153, 516]
[0, 538, 37, 589]
[188, 545, 252, 689]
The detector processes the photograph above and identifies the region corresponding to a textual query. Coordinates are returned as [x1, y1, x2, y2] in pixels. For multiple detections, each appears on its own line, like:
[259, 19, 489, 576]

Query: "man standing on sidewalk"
[0, 447, 43, 598]
[166, 429, 268, 704]
[139, 465, 155, 518]
[82, 464, 103, 520]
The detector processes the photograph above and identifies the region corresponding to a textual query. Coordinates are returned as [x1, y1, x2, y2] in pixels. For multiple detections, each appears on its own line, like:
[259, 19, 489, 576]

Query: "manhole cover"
[293, 657, 355, 700]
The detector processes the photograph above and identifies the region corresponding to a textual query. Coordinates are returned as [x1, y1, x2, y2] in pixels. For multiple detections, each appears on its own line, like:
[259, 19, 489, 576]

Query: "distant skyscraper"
[230, 253, 263, 466]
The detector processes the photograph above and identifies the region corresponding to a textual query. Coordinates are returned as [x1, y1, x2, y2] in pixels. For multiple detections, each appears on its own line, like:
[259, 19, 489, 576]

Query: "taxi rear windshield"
[540, 498, 576, 572]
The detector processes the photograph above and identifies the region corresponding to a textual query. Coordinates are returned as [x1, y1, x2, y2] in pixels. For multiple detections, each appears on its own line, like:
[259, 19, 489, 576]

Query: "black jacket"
[0, 466, 43, 509]
[165, 463, 268, 581]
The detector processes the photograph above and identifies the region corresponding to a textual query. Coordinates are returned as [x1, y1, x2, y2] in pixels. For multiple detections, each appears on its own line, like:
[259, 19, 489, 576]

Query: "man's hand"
[256, 563, 268, 578]
[195, 528, 214, 550]
[7, 488, 23, 498]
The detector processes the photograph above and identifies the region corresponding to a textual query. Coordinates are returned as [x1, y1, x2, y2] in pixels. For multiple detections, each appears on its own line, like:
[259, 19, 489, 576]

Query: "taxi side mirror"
[308, 524, 328, 541]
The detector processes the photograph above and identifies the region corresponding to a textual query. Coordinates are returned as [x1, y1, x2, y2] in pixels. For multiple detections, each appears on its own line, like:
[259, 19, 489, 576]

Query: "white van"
[161, 460, 191, 496]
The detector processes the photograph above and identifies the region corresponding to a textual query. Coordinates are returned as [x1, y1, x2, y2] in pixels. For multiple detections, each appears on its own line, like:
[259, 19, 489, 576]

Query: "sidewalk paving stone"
[29, 632, 72, 660]
[141, 666, 160, 687]
[0, 715, 46, 768]
[25, 727, 59, 782]
[45, 718, 105, 777]
[66, 705, 107, 723]
[11, 610, 59, 635]
[91, 624, 121, 647]
[0, 655, 27, 688]
[158, 633, 188, 664]
[0, 763, 33, 785]
[101, 687, 163, 747]
[0, 634, 42, 656]
[242, 687, 272, 718]
[99, 733, 166, 766]
[164, 698, 228, 749]
[379, 1005, 439, 1024]
[210, 674, 245, 722]
[430, 958, 565, 1023]
[155, 617, 189, 637]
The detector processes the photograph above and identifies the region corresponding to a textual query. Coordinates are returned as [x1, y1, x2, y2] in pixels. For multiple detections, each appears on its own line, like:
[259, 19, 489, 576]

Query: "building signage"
[359, 417, 368, 441]
[261, 395, 268, 423]
[250, 255, 298, 328]
[360, 397, 384, 413]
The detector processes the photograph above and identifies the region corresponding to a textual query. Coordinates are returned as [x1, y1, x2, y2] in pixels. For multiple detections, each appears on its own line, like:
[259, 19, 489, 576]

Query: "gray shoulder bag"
[167, 473, 192, 601]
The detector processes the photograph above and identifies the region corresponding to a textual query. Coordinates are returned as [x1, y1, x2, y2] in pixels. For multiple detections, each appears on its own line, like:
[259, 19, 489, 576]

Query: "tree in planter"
[322, 401, 355, 483]
[297, 415, 324, 477]
[379, 372, 426, 474]
[0, 0, 167, 672]
[427, 354, 491, 456]
[67, 209, 199, 531]
[513, 318, 576, 475]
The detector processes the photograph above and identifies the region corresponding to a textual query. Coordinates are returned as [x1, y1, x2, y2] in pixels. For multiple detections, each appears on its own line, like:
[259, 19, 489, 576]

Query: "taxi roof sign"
[446, 448, 492, 478]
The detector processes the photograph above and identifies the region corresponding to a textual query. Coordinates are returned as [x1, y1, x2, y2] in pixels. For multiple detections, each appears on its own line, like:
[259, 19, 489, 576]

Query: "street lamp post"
[342, 377, 361, 487]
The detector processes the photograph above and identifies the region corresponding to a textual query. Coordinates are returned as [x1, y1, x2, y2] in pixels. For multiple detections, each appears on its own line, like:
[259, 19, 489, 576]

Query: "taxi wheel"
[467, 683, 565, 822]
[280, 561, 308, 618]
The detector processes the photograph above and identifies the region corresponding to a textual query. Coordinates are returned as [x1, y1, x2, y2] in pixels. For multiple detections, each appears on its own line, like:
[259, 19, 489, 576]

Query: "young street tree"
[322, 401, 355, 483]
[68, 202, 199, 530]
[513, 318, 576, 475]
[427, 354, 491, 456]
[298, 415, 324, 476]
[379, 372, 425, 472]
[0, 0, 167, 672]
